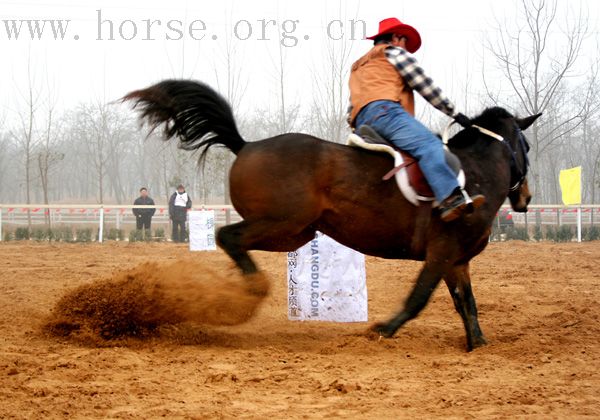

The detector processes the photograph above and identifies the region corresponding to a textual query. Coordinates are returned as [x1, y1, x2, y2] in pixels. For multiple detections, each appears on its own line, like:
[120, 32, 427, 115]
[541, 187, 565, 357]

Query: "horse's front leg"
[443, 263, 487, 351]
[372, 260, 445, 338]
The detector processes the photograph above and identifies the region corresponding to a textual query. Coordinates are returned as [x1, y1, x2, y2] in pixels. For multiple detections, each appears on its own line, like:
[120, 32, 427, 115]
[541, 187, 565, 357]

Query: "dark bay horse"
[124, 80, 541, 351]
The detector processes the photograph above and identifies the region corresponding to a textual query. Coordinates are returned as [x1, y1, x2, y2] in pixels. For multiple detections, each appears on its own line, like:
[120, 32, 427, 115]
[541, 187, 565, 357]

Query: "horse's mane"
[448, 107, 514, 150]
[471, 107, 514, 130]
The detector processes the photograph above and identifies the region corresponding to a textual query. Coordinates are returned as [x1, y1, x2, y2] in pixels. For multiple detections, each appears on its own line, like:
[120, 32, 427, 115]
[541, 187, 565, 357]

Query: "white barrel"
[287, 232, 367, 322]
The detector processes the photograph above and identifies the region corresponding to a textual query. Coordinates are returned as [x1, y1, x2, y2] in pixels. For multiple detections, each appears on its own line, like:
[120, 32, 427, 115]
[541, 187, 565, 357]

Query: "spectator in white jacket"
[168, 184, 192, 242]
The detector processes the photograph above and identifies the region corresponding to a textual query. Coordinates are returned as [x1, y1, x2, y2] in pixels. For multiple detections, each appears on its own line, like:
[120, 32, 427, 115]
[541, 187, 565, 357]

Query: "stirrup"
[461, 189, 473, 204]
[461, 189, 485, 213]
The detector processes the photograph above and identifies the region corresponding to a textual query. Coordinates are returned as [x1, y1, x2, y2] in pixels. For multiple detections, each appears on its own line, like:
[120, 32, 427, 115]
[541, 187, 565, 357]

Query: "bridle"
[442, 121, 530, 192]
[504, 128, 530, 191]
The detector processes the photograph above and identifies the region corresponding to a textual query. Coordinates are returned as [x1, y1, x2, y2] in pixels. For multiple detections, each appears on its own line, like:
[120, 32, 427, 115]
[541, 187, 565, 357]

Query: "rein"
[441, 121, 504, 144]
[442, 121, 529, 192]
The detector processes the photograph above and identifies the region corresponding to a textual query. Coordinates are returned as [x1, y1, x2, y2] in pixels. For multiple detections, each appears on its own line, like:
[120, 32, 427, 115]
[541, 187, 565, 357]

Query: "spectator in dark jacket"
[169, 184, 192, 242]
[132, 187, 156, 231]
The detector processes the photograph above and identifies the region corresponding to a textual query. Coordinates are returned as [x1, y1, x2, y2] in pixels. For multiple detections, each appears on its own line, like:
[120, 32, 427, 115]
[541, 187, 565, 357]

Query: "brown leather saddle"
[357, 125, 462, 198]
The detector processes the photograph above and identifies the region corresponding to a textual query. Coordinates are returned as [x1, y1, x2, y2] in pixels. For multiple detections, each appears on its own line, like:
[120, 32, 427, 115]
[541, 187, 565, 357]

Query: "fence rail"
[0, 204, 241, 242]
[492, 205, 600, 242]
[1, 204, 598, 243]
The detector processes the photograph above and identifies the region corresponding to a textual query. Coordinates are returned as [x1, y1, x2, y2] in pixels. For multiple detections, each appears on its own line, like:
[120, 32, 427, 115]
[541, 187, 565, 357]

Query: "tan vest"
[349, 44, 415, 126]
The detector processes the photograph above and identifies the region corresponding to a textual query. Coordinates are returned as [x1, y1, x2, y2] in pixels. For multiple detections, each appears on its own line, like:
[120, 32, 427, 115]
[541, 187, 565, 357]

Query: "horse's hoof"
[244, 272, 270, 297]
[370, 322, 396, 338]
[467, 336, 488, 351]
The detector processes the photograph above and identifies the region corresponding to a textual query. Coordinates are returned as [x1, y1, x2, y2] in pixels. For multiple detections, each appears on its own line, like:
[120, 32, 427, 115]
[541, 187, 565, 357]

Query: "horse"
[124, 80, 541, 351]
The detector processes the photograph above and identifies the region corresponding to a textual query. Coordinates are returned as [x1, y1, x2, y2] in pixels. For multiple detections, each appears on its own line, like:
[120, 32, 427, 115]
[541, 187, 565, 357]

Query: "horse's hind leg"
[372, 261, 445, 338]
[217, 219, 316, 275]
[443, 263, 487, 351]
[217, 221, 259, 275]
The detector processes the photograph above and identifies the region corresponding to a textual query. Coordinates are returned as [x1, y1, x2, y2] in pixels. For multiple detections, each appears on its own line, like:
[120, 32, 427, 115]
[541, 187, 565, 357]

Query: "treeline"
[0, 101, 350, 206]
[1, 93, 599, 206]
[1, 0, 599, 206]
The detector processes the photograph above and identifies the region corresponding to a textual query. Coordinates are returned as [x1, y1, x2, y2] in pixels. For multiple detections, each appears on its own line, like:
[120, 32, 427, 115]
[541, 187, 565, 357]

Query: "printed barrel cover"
[188, 210, 217, 251]
[287, 232, 367, 322]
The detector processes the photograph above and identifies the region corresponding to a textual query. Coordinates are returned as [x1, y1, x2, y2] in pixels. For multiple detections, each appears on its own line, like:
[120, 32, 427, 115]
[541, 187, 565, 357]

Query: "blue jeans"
[355, 100, 458, 202]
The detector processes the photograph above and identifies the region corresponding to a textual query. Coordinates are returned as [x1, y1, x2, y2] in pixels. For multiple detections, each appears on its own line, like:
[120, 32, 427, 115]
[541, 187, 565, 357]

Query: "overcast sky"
[1, 0, 598, 124]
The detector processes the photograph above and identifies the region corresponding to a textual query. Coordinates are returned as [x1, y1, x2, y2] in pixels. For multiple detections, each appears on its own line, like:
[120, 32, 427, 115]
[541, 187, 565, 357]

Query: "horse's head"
[467, 108, 541, 213]
[505, 113, 541, 212]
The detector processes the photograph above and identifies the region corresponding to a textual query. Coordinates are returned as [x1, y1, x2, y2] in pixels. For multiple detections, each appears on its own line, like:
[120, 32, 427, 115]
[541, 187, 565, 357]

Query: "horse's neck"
[454, 144, 511, 209]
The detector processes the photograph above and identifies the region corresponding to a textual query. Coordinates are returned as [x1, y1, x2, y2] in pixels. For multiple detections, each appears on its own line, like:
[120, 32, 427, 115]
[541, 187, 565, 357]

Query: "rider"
[348, 17, 485, 222]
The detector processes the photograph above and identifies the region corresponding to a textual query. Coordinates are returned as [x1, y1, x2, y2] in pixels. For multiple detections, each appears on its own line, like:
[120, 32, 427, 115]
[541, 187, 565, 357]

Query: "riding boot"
[439, 188, 485, 222]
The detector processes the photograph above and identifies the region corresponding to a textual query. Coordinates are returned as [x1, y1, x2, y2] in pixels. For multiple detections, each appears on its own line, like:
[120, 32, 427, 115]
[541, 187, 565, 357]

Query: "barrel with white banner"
[188, 210, 217, 251]
[287, 232, 367, 322]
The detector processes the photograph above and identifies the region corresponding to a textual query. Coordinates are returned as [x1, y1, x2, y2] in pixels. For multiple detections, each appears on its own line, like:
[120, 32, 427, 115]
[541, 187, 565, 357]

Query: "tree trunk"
[38, 153, 51, 227]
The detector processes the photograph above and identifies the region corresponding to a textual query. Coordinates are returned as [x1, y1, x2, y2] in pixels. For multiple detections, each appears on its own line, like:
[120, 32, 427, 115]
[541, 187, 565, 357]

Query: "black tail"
[123, 80, 246, 162]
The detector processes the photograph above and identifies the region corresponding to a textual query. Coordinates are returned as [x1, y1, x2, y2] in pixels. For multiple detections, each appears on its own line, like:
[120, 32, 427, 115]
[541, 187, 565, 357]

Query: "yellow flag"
[559, 166, 582, 205]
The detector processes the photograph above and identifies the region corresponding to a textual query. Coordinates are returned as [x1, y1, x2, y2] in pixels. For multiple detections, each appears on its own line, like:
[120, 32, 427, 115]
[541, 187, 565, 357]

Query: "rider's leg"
[355, 101, 484, 221]
[356, 100, 458, 202]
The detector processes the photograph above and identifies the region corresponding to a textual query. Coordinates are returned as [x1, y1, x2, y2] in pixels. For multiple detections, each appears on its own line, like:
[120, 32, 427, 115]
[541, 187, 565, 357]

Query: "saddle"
[347, 125, 465, 206]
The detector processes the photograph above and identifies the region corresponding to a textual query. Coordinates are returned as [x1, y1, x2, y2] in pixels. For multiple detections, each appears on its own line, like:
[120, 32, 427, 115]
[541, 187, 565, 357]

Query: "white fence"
[506, 205, 600, 226]
[0, 204, 242, 242]
[1, 203, 598, 243]
[494, 205, 600, 242]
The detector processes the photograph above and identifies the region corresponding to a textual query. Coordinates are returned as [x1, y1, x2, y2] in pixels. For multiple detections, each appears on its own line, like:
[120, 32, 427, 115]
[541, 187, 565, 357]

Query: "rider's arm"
[384, 46, 458, 118]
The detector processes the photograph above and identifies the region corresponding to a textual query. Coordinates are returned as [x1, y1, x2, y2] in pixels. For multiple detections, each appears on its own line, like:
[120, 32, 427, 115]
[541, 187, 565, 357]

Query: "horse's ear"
[516, 113, 542, 130]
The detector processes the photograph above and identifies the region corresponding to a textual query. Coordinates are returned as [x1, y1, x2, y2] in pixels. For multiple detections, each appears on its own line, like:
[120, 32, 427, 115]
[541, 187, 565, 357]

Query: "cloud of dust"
[44, 258, 270, 342]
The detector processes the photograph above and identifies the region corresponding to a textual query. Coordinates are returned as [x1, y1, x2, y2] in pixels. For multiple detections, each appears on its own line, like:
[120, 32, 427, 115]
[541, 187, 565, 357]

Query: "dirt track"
[1, 241, 599, 418]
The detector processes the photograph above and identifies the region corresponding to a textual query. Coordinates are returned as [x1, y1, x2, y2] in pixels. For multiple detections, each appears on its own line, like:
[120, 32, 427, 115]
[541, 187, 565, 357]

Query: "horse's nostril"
[526, 196, 532, 205]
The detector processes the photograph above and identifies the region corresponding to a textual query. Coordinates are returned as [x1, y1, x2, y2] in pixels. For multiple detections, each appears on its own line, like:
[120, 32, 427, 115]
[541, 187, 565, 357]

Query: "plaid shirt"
[384, 45, 456, 117]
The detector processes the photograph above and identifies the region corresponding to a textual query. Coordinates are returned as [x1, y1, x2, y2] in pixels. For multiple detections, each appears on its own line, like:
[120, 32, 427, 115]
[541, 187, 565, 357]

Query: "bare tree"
[0, 129, 12, 202]
[155, 140, 174, 203]
[75, 102, 130, 204]
[575, 63, 600, 207]
[308, 2, 360, 143]
[37, 107, 64, 225]
[483, 0, 591, 201]
[212, 19, 248, 204]
[105, 112, 134, 204]
[265, 20, 300, 135]
[276, 39, 289, 133]
[11, 50, 42, 228]
[36, 74, 65, 225]
[82, 103, 108, 204]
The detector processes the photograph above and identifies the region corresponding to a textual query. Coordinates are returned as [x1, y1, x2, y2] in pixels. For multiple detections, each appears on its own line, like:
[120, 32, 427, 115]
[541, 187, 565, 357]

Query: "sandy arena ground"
[0, 241, 599, 418]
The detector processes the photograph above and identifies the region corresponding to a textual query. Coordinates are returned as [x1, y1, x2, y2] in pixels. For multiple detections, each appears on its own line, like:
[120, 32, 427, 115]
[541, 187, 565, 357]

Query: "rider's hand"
[454, 113, 472, 128]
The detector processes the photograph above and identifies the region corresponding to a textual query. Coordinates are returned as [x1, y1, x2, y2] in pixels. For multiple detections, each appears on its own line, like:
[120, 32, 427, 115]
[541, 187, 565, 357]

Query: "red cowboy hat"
[367, 18, 422, 53]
